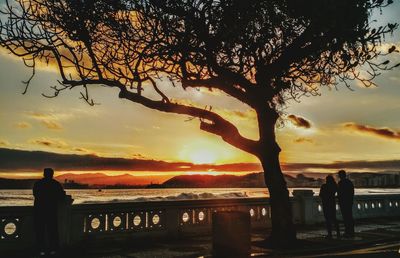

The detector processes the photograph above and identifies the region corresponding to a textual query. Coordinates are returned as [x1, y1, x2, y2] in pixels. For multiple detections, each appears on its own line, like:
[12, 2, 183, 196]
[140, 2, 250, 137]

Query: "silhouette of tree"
[1, 0, 398, 245]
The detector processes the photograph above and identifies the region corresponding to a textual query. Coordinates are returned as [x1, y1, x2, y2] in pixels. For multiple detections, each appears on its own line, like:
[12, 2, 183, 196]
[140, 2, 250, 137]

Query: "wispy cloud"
[27, 111, 72, 120]
[1, 148, 399, 173]
[294, 137, 314, 144]
[29, 137, 68, 149]
[15, 122, 31, 129]
[0, 148, 261, 172]
[130, 153, 147, 159]
[0, 140, 9, 146]
[26, 111, 66, 130]
[344, 123, 400, 141]
[28, 137, 98, 155]
[40, 120, 63, 130]
[71, 147, 95, 154]
[288, 114, 312, 129]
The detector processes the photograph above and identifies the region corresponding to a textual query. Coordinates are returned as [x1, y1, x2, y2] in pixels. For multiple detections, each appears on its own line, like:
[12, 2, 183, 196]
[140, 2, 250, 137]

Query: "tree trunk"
[259, 150, 296, 246]
[256, 108, 296, 246]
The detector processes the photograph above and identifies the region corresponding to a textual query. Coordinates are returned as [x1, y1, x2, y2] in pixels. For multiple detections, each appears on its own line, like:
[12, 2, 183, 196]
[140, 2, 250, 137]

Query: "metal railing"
[1, 191, 400, 252]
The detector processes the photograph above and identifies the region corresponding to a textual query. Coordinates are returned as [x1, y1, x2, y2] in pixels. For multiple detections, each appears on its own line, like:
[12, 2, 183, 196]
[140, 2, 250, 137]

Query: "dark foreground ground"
[15, 218, 400, 258]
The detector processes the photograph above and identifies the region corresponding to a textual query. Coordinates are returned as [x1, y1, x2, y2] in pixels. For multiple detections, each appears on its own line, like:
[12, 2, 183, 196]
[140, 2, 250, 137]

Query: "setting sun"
[178, 139, 242, 165]
[188, 149, 217, 164]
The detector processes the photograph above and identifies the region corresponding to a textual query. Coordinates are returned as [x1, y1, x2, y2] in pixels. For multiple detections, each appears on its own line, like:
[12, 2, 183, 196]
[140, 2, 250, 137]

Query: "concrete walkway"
[25, 218, 400, 258]
[252, 218, 400, 257]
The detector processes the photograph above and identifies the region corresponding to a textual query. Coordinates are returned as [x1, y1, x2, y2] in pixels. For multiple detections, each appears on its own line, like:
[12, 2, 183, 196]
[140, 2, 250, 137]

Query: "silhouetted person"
[337, 170, 355, 237]
[33, 168, 66, 256]
[319, 175, 340, 239]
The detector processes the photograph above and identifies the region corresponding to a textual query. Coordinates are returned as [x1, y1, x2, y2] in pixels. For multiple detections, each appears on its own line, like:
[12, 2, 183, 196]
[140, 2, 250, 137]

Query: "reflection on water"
[1, 188, 400, 206]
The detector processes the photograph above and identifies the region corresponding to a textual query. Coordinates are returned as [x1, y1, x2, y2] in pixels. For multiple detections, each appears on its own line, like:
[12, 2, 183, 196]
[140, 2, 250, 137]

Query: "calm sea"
[1, 188, 400, 206]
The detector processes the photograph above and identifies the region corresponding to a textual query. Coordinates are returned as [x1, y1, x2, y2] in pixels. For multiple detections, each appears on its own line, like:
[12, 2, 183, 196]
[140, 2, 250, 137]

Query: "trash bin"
[212, 211, 251, 258]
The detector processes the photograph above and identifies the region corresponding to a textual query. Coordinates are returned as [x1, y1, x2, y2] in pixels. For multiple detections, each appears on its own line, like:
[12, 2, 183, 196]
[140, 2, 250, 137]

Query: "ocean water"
[1, 188, 400, 206]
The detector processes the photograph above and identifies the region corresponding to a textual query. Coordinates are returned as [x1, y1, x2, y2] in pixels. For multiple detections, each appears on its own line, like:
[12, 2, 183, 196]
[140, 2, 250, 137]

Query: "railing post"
[59, 195, 73, 247]
[165, 208, 181, 238]
[292, 190, 316, 225]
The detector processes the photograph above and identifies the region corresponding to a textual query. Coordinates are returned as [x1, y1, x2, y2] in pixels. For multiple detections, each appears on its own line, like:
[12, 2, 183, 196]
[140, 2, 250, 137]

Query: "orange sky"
[0, 2, 400, 182]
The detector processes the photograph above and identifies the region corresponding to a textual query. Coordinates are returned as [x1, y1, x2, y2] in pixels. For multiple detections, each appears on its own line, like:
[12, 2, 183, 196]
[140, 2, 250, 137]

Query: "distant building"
[349, 172, 400, 188]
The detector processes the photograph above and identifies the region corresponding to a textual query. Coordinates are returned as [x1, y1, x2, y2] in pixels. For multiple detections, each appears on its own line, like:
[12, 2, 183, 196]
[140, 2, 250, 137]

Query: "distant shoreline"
[1, 170, 399, 189]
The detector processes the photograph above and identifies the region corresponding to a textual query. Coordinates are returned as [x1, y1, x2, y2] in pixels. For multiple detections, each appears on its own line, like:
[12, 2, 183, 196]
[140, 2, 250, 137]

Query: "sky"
[0, 1, 400, 181]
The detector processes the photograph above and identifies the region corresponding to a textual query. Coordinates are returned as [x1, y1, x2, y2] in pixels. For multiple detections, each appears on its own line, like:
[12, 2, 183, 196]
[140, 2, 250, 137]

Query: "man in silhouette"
[337, 170, 355, 238]
[33, 168, 66, 256]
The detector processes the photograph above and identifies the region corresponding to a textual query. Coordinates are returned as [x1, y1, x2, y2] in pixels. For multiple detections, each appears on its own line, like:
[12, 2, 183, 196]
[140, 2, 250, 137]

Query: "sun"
[188, 149, 217, 164]
[178, 138, 249, 165]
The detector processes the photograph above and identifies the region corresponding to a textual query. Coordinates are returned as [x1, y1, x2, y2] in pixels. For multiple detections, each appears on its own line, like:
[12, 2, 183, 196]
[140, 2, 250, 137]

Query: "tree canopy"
[1, 0, 398, 106]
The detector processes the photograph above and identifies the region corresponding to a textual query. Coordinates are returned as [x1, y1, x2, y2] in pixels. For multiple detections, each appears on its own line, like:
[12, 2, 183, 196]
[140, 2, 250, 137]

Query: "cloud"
[1, 148, 399, 174]
[72, 147, 95, 154]
[28, 138, 98, 155]
[0, 140, 9, 146]
[344, 123, 400, 141]
[216, 109, 256, 121]
[0, 148, 261, 172]
[294, 137, 313, 143]
[40, 120, 63, 130]
[26, 111, 66, 130]
[29, 138, 68, 149]
[15, 122, 31, 129]
[130, 153, 147, 159]
[27, 111, 69, 120]
[288, 114, 312, 129]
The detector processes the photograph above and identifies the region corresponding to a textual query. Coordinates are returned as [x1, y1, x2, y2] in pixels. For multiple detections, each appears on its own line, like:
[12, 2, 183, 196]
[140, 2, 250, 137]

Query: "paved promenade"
[27, 218, 398, 258]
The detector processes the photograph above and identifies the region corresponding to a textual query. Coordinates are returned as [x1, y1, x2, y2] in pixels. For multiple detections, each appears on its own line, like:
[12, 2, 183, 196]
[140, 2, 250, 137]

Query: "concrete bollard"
[212, 211, 251, 258]
[292, 190, 316, 225]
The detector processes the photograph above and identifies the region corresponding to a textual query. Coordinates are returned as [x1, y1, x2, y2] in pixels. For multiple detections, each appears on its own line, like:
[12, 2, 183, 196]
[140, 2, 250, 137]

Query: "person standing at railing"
[33, 168, 66, 256]
[319, 175, 340, 239]
[337, 170, 355, 238]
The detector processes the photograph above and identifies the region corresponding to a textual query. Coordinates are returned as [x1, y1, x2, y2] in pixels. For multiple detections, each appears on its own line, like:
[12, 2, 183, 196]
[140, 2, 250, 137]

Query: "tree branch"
[118, 86, 259, 155]
[181, 77, 257, 106]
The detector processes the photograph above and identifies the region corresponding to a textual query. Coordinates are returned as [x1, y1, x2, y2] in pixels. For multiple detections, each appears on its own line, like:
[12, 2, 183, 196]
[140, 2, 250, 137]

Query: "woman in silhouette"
[319, 175, 340, 239]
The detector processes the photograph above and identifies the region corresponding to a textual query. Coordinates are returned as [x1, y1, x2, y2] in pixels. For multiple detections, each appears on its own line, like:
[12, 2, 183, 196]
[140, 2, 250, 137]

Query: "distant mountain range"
[162, 173, 267, 188]
[161, 173, 326, 188]
[55, 173, 169, 186]
[0, 172, 325, 189]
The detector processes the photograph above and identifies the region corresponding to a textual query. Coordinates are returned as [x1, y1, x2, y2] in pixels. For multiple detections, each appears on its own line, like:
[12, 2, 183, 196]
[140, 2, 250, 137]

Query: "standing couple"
[319, 170, 355, 239]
